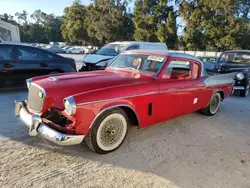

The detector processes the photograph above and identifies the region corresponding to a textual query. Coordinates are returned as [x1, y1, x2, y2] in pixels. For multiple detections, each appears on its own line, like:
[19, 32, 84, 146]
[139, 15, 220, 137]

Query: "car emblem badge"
[48, 77, 58, 82]
[38, 92, 43, 98]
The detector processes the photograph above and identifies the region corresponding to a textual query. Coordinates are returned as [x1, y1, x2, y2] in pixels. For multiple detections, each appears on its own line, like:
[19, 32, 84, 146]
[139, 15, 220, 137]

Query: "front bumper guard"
[15, 101, 84, 146]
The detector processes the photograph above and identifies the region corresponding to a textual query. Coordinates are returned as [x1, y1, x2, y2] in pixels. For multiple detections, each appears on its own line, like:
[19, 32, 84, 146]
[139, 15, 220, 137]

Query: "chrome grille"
[27, 84, 45, 112]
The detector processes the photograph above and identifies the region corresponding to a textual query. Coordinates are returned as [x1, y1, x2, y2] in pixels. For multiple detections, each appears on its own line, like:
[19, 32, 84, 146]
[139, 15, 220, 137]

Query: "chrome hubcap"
[210, 94, 220, 114]
[100, 117, 124, 147]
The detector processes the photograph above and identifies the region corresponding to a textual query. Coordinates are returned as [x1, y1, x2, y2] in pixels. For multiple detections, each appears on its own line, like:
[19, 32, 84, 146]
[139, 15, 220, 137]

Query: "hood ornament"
[48, 77, 58, 82]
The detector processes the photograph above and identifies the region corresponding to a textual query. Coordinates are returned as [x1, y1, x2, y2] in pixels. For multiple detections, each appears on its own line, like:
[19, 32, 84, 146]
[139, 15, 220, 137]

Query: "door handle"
[4, 63, 13, 68]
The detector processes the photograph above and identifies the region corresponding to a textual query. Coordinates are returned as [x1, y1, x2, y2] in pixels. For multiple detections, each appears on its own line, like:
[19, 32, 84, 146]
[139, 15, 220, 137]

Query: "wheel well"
[119, 106, 139, 127]
[217, 91, 224, 100]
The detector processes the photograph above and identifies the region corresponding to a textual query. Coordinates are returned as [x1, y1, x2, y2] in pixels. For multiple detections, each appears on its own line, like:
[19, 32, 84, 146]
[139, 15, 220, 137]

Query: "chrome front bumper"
[15, 101, 84, 146]
[233, 86, 245, 90]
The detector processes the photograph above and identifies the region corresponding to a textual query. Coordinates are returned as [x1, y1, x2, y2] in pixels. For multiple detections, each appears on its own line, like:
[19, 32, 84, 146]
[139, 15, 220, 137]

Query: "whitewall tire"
[85, 108, 128, 154]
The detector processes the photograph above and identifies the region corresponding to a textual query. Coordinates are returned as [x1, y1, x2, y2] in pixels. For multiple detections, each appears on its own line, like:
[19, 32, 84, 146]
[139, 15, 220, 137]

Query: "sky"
[0, 0, 92, 16]
[0, 0, 183, 34]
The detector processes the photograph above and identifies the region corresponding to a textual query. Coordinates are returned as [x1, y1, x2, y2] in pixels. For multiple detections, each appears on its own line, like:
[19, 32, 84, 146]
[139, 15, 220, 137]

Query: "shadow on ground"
[1, 89, 250, 187]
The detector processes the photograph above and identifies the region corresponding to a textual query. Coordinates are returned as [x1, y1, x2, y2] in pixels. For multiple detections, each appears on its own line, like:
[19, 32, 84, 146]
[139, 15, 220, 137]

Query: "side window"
[0, 46, 12, 60]
[126, 45, 140, 51]
[142, 58, 164, 73]
[162, 60, 192, 80]
[16, 47, 44, 61]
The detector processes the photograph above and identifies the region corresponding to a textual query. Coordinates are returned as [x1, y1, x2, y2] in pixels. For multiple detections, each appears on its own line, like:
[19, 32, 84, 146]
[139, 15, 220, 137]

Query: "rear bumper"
[15, 101, 84, 146]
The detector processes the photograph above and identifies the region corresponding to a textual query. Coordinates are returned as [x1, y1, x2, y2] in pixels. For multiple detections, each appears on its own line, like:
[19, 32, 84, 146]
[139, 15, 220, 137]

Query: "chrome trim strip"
[159, 87, 195, 94]
[15, 101, 84, 146]
[89, 104, 140, 129]
[31, 82, 46, 97]
[233, 86, 245, 90]
[77, 91, 159, 106]
[229, 68, 250, 71]
[26, 78, 32, 89]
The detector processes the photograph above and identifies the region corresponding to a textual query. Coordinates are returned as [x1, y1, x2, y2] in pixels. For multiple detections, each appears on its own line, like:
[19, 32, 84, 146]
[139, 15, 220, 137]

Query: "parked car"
[45, 45, 64, 53]
[0, 43, 77, 89]
[65, 47, 84, 54]
[79, 41, 168, 71]
[15, 50, 235, 154]
[84, 46, 98, 54]
[215, 50, 250, 97]
[197, 56, 218, 75]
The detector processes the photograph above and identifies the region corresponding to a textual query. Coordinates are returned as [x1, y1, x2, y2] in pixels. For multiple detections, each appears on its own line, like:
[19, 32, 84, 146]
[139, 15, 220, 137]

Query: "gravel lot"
[0, 89, 250, 188]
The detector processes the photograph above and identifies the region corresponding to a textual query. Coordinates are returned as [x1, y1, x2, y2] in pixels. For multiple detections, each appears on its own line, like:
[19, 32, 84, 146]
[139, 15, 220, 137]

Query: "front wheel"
[85, 108, 128, 154]
[201, 92, 221, 116]
[240, 86, 249, 97]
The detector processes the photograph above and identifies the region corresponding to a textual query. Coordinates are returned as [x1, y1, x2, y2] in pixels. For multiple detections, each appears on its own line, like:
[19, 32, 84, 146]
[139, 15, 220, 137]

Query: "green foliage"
[179, 0, 250, 51]
[85, 0, 134, 44]
[61, 1, 90, 45]
[1, 10, 63, 43]
[1, 0, 249, 50]
[133, 0, 178, 49]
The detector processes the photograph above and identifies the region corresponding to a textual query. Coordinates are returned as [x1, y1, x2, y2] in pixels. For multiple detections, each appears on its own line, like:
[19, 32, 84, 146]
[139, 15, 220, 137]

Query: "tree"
[61, 0, 89, 44]
[85, 0, 133, 44]
[133, 0, 178, 48]
[15, 10, 28, 25]
[0, 13, 18, 25]
[31, 9, 47, 24]
[179, 0, 250, 51]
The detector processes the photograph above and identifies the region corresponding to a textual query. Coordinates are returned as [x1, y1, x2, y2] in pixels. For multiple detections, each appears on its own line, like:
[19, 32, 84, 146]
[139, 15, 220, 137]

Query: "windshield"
[199, 57, 217, 64]
[109, 54, 165, 76]
[217, 52, 250, 64]
[96, 43, 127, 56]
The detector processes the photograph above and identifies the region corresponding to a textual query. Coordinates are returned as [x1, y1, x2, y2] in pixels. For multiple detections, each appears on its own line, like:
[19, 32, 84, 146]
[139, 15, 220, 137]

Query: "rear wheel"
[85, 108, 128, 154]
[201, 92, 221, 116]
[240, 86, 249, 97]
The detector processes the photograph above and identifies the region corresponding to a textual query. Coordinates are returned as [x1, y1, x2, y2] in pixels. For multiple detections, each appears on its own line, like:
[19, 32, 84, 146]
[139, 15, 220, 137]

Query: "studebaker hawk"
[15, 50, 236, 154]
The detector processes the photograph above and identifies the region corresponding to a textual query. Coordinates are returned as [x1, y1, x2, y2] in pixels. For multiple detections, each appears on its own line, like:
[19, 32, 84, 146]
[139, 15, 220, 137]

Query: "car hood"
[219, 63, 250, 72]
[32, 70, 153, 110]
[83, 54, 114, 64]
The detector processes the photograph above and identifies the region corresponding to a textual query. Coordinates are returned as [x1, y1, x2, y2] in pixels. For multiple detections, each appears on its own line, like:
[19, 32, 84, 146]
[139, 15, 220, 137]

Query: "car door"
[0, 45, 15, 88]
[158, 57, 202, 120]
[12, 46, 51, 87]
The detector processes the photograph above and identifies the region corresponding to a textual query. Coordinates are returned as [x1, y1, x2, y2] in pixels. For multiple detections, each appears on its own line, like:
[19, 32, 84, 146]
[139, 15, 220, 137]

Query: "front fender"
[74, 99, 138, 135]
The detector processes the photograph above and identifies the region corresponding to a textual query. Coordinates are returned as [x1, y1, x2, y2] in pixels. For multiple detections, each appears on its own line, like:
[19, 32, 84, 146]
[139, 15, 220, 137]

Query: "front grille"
[27, 84, 46, 112]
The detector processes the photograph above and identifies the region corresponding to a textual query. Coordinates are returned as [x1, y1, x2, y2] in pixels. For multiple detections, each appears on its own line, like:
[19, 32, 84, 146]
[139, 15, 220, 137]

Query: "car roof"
[0, 42, 30, 46]
[110, 41, 166, 45]
[123, 50, 202, 61]
[0, 42, 62, 57]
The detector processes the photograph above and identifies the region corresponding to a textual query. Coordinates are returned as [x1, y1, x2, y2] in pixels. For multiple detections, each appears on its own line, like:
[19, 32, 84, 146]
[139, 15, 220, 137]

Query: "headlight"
[96, 61, 108, 67]
[26, 78, 32, 89]
[64, 96, 76, 115]
[236, 73, 245, 81]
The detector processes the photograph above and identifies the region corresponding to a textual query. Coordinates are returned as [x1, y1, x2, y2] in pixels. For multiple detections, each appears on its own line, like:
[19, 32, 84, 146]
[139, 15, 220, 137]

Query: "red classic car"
[15, 50, 236, 154]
